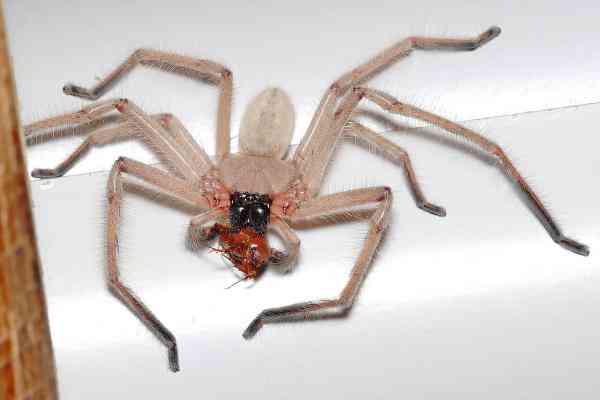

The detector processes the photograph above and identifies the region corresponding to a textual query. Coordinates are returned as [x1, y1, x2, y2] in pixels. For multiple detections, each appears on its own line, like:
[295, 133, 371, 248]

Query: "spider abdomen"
[239, 87, 295, 159]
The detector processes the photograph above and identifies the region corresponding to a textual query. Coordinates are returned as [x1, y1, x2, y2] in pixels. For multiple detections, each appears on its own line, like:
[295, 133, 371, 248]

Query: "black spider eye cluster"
[229, 192, 272, 235]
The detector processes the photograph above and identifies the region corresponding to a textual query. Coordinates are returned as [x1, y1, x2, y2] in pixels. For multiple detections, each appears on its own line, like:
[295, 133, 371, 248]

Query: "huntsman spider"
[24, 26, 589, 372]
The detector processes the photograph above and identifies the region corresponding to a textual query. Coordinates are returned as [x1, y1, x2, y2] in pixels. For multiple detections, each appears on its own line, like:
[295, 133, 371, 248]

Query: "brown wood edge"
[0, 1, 59, 399]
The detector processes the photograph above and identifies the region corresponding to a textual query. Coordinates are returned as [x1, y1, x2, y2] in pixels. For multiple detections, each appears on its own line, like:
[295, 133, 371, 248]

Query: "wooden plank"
[0, 2, 58, 399]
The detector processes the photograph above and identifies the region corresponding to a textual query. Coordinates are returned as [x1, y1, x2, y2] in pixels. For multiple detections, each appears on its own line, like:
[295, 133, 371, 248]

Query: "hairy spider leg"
[25, 111, 213, 179]
[25, 99, 212, 180]
[294, 27, 501, 196]
[343, 121, 446, 217]
[106, 157, 209, 372]
[332, 87, 589, 256]
[244, 186, 391, 338]
[62, 49, 233, 161]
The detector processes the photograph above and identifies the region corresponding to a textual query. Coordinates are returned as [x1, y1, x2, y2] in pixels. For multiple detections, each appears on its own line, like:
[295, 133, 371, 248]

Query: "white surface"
[6, 0, 600, 177]
[4, 1, 600, 399]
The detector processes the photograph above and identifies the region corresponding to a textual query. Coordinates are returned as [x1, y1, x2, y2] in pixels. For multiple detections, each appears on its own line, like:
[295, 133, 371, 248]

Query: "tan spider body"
[219, 152, 297, 194]
[25, 26, 589, 372]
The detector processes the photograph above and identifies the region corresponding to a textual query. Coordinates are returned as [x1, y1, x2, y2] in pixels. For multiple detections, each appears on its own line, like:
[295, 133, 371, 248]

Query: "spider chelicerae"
[25, 26, 589, 372]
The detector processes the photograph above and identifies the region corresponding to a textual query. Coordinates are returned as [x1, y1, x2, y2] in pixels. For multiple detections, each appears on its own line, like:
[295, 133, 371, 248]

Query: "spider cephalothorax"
[26, 26, 589, 373]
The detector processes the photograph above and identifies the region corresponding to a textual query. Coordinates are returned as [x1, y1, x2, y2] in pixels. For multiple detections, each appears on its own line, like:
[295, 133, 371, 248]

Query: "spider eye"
[250, 207, 268, 233]
[229, 191, 271, 233]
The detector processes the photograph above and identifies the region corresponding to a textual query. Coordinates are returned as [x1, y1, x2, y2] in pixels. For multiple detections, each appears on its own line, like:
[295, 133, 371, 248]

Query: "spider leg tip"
[167, 347, 180, 372]
[62, 83, 77, 94]
[488, 26, 502, 36]
[63, 83, 95, 100]
[474, 26, 502, 49]
[557, 237, 590, 257]
[420, 203, 447, 217]
[242, 318, 263, 340]
[31, 168, 60, 179]
[242, 329, 256, 340]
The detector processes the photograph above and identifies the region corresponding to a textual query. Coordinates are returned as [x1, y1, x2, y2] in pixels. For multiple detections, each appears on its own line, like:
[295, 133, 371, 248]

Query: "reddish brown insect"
[210, 224, 271, 285]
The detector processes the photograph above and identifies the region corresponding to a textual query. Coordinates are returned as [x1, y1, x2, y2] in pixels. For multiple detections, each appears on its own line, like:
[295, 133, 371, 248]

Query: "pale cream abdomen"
[239, 87, 295, 159]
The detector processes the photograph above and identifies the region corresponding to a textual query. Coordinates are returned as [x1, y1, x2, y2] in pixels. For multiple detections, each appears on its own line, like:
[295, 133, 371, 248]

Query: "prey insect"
[25, 26, 590, 372]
